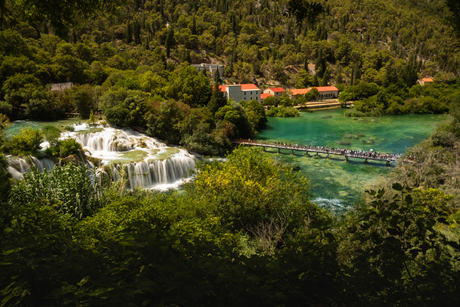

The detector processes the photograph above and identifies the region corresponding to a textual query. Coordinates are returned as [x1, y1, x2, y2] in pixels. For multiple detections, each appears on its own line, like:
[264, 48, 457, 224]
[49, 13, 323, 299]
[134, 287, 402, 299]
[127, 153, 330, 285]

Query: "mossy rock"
[337, 139, 352, 145]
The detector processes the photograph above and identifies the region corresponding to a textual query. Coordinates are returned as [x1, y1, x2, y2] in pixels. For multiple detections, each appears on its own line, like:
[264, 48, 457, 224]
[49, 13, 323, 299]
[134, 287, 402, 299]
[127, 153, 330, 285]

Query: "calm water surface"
[257, 108, 447, 212]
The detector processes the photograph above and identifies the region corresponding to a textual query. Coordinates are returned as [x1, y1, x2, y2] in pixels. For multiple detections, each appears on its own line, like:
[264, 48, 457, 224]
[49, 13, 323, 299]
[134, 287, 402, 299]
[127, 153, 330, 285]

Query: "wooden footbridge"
[234, 139, 405, 166]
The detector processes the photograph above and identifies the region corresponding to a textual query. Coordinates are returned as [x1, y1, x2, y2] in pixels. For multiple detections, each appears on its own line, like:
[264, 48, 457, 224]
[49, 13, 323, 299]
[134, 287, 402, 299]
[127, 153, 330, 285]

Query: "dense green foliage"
[343, 81, 460, 116]
[2, 145, 460, 306]
[0, 0, 459, 151]
[7, 127, 43, 155]
[3, 0, 460, 305]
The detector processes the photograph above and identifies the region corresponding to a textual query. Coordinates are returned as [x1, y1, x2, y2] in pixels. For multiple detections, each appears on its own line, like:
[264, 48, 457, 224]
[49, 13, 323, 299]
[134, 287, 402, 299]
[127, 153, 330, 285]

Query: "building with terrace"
[289, 86, 339, 99]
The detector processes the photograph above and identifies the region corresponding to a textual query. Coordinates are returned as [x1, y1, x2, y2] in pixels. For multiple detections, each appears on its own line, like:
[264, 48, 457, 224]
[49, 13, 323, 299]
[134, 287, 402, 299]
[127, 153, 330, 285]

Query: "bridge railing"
[233, 139, 413, 162]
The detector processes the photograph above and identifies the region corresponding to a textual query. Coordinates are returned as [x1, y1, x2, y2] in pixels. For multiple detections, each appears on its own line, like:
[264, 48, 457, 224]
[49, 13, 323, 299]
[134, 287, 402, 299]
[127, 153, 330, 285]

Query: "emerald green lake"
[257, 108, 448, 212]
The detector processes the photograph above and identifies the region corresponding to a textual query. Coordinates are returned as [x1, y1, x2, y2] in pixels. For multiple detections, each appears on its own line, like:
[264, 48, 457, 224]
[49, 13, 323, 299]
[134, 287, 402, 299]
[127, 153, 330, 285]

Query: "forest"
[2, 0, 460, 305]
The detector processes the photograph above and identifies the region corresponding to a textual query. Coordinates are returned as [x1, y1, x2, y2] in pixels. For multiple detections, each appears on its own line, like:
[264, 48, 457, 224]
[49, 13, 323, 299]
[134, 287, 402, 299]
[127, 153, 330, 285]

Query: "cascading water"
[65, 124, 196, 190]
[7, 156, 55, 180]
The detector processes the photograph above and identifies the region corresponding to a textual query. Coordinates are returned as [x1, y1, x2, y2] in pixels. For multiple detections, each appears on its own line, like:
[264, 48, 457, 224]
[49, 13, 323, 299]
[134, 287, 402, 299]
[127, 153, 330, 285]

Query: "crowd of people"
[241, 139, 412, 160]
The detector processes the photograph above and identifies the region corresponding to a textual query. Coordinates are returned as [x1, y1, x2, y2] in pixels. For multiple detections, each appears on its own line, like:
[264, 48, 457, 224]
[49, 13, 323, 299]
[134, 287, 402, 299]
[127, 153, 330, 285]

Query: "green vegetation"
[2, 0, 460, 305]
[1, 144, 460, 305]
[0, 0, 458, 151]
[266, 106, 299, 117]
[7, 127, 43, 155]
[342, 81, 460, 116]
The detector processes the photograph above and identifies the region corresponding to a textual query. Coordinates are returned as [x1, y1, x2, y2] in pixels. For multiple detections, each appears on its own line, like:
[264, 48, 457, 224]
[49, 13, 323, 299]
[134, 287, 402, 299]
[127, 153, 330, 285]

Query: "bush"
[42, 125, 61, 143]
[431, 130, 457, 148]
[46, 138, 82, 158]
[64, 125, 75, 132]
[8, 127, 43, 155]
[266, 106, 299, 117]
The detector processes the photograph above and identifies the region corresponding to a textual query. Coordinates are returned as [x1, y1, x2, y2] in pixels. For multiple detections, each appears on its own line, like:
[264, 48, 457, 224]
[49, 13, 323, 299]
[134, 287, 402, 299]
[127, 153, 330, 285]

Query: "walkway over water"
[233, 139, 407, 166]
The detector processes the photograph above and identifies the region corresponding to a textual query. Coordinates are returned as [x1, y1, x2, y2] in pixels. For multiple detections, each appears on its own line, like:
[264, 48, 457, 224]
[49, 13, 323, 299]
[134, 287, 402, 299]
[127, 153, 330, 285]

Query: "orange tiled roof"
[313, 86, 339, 92]
[240, 84, 259, 90]
[270, 87, 285, 92]
[218, 85, 227, 92]
[261, 93, 273, 99]
[290, 88, 310, 95]
[422, 78, 433, 82]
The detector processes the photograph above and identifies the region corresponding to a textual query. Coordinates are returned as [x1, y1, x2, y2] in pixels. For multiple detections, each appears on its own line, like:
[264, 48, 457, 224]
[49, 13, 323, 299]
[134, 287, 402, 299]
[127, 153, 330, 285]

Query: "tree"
[446, 0, 460, 37]
[186, 146, 327, 233]
[3, 0, 122, 38]
[42, 125, 60, 144]
[71, 85, 94, 118]
[339, 184, 460, 305]
[8, 127, 43, 155]
[288, 0, 325, 26]
[208, 73, 227, 114]
[165, 26, 175, 58]
[245, 99, 268, 131]
[89, 110, 96, 125]
[145, 100, 188, 144]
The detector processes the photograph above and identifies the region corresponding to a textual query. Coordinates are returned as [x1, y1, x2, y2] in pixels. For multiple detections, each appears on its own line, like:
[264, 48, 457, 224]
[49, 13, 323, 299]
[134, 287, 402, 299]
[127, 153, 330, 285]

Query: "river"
[5, 109, 447, 211]
[257, 108, 447, 212]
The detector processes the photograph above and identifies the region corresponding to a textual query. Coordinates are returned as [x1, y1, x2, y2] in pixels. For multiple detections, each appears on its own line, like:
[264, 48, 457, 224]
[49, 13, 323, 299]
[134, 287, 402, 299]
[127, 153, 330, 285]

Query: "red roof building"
[240, 84, 260, 90]
[315, 86, 339, 92]
[418, 78, 434, 86]
[290, 88, 310, 96]
[261, 93, 273, 100]
[222, 84, 262, 103]
[263, 87, 285, 99]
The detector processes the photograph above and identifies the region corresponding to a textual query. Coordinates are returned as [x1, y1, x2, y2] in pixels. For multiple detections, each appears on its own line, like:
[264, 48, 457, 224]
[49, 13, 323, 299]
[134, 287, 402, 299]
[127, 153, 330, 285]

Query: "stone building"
[190, 63, 224, 78]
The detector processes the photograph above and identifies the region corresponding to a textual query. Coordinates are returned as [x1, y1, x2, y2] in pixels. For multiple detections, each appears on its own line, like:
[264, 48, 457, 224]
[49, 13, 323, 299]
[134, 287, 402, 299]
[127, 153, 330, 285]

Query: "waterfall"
[122, 151, 196, 189]
[67, 124, 196, 190]
[8, 123, 196, 191]
[73, 127, 165, 152]
[6, 156, 55, 179]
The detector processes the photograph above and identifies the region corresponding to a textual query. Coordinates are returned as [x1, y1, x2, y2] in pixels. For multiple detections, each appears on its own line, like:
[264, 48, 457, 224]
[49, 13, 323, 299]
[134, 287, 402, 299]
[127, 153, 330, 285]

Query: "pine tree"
[126, 22, 132, 44]
[165, 26, 175, 58]
[208, 72, 227, 114]
[192, 15, 197, 35]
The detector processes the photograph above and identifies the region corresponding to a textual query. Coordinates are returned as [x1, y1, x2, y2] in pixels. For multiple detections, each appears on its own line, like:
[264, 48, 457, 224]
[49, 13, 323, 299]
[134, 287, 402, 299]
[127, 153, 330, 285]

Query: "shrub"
[59, 139, 83, 158]
[42, 125, 61, 143]
[266, 106, 299, 117]
[64, 125, 75, 132]
[8, 127, 43, 155]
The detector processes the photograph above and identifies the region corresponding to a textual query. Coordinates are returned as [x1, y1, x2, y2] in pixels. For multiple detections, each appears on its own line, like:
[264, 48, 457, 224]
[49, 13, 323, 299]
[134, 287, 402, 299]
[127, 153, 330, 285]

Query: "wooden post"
[386, 160, 390, 167]
[291, 149, 293, 155]
[345, 156, 348, 162]
[277, 148, 280, 154]
[262, 146, 265, 152]
[364, 159, 368, 164]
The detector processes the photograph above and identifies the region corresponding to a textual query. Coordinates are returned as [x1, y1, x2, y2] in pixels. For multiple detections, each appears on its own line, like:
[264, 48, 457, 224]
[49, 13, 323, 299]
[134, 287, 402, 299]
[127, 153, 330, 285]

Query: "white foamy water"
[312, 197, 347, 214]
[64, 124, 196, 190]
[7, 156, 55, 180]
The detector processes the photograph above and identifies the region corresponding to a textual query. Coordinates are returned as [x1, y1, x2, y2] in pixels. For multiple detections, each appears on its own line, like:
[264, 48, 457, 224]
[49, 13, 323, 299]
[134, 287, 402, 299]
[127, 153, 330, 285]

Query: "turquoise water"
[257, 108, 448, 211]
[5, 111, 447, 212]
[4, 118, 83, 138]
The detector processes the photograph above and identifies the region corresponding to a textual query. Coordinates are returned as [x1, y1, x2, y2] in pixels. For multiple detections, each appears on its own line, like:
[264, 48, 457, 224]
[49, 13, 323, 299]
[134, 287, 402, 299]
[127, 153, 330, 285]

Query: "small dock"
[233, 140, 405, 166]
